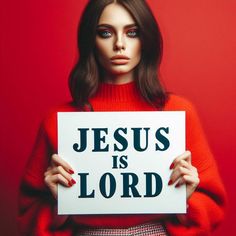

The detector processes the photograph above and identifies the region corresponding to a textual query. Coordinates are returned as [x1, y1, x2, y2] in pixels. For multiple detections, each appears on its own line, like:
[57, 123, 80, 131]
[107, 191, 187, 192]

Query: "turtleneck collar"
[91, 81, 142, 102]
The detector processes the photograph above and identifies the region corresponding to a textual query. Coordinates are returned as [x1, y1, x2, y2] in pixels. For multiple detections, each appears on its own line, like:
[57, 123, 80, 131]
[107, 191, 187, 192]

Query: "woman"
[18, 0, 226, 235]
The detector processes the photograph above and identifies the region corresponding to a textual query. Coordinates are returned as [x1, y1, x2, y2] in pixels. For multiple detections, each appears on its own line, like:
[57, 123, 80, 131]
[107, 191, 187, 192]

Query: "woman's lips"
[111, 55, 130, 65]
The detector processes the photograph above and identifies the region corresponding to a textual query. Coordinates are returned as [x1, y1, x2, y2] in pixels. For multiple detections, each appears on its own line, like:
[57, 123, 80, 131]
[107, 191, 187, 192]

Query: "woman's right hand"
[44, 154, 76, 199]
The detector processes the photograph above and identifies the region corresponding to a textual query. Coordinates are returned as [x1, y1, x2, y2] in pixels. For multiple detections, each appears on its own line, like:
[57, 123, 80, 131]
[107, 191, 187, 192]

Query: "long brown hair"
[69, 0, 167, 109]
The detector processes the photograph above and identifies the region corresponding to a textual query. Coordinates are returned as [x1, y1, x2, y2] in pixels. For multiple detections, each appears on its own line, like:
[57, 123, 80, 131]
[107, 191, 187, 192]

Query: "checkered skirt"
[76, 222, 168, 236]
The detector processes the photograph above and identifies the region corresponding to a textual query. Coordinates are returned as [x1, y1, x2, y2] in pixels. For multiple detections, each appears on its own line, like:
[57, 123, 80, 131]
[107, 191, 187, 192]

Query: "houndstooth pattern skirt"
[76, 222, 168, 236]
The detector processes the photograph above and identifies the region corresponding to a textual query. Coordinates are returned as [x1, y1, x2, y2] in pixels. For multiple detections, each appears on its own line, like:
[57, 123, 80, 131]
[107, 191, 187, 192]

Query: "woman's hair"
[69, 0, 168, 109]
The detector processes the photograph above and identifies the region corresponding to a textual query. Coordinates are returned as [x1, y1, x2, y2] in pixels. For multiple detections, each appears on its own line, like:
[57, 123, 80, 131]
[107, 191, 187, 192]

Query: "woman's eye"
[97, 30, 112, 38]
[127, 29, 139, 38]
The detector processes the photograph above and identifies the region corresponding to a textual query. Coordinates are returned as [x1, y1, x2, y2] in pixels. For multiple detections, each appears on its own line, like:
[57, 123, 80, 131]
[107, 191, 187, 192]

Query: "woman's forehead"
[98, 3, 136, 26]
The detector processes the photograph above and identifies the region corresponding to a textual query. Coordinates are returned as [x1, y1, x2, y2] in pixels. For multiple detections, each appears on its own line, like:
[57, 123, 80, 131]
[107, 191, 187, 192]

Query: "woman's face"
[95, 3, 141, 83]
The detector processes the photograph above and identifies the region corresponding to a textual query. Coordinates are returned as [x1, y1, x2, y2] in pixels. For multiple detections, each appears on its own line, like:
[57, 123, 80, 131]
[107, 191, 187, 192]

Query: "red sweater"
[18, 82, 226, 235]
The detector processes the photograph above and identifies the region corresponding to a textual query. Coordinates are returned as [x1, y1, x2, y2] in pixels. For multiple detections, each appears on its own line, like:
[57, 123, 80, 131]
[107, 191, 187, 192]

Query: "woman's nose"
[114, 34, 126, 51]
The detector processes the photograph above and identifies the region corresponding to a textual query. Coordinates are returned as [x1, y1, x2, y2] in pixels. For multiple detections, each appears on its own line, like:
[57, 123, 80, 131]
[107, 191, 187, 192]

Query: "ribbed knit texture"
[90, 81, 157, 111]
[18, 81, 227, 236]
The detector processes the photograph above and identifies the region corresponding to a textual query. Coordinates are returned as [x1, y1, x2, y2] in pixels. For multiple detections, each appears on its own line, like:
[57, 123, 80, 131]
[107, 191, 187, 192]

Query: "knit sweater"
[18, 81, 226, 236]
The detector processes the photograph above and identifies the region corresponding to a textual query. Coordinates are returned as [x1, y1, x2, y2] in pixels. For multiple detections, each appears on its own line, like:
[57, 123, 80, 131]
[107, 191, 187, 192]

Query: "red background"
[1, 0, 235, 235]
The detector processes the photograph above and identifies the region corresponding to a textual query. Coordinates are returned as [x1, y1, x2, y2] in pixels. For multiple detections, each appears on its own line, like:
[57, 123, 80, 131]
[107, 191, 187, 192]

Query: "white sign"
[58, 111, 186, 215]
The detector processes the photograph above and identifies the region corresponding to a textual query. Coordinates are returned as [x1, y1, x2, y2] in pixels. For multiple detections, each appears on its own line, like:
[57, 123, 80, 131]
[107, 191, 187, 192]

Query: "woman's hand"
[44, 154, 76, 199]
[168, 150, 200, 200]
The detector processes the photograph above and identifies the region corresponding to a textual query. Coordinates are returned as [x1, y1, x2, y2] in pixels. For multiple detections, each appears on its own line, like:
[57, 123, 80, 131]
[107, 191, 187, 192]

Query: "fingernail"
[70, 179, 76, 185]
[170, 163, 174, 170]
[175, 183, 180, 188]
[168, 179, 173, 185]
[69, 169, 74, 174]
[68, 181, 72, 187]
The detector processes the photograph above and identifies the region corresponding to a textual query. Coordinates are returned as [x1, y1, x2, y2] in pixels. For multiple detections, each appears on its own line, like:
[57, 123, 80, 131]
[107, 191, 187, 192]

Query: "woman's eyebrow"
[97, 23, 138, 29]
[97, 24, 113, 29]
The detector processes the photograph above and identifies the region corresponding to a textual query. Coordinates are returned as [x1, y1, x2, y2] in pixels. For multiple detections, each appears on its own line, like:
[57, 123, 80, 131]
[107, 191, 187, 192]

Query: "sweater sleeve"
[18, 121, 73, 236]
[164, 98, 227, 236]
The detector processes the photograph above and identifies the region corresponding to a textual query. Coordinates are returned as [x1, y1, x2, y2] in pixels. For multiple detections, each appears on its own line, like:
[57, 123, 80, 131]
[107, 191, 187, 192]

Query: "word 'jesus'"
[73, 127, 170, 152]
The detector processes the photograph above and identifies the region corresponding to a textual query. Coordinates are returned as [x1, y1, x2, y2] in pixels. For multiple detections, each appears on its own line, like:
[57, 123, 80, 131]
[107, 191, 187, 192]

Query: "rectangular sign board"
[58, 111, 186, 215]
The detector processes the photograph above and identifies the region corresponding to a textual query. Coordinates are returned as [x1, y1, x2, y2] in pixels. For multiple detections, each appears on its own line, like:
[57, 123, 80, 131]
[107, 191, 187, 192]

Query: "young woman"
[18, 0, 226, 235]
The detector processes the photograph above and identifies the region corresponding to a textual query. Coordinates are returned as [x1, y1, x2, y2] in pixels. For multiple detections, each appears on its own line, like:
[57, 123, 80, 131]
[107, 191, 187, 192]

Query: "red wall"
[1, 0, 235, 235]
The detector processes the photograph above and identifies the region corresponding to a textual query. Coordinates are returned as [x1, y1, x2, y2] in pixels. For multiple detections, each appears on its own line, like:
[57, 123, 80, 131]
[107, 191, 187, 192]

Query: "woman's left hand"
[168, 150, 200, 200]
